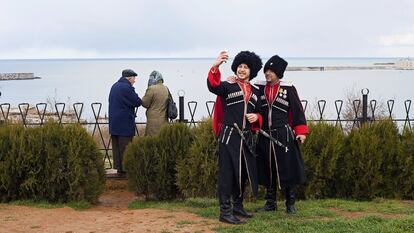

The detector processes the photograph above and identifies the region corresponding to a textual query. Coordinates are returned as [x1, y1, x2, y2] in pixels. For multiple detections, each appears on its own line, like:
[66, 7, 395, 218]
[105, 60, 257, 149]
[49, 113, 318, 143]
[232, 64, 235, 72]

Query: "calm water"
[0, 58, 413, 121]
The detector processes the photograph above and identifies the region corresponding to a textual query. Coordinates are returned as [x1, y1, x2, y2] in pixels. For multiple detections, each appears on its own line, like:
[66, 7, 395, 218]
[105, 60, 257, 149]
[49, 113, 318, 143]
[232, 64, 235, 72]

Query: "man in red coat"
[207, 51, 263, 224]
[256, 55, 308, 214]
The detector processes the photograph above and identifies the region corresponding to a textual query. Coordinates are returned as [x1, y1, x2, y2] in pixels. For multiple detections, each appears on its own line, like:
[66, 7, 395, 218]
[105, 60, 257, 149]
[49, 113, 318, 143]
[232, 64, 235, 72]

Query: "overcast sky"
[1, 0, 413, 59]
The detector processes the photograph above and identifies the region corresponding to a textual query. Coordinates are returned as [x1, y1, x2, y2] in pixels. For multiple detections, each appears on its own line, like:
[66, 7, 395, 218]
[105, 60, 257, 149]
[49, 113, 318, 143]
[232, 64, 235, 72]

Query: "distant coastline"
[0, 64, 410, 82]
[287, 64, 395, 71]
[0, 73, 41, 81]
[0, 58, 412, 82]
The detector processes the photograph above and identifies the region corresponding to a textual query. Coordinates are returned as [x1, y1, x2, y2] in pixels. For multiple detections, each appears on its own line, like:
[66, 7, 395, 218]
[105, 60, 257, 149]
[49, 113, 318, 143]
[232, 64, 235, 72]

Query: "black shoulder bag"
[166, 87, 178, 120]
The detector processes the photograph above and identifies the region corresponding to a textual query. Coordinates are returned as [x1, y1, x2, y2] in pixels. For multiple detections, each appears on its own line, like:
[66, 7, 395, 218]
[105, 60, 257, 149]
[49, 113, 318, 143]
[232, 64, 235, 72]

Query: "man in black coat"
[207, 51, 263, 224]
[255, 55, 308, 214]
[109, 69, 142, 176]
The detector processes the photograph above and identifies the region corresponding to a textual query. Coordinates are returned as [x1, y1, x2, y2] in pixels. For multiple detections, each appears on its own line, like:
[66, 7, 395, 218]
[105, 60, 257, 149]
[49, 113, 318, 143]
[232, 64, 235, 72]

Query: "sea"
[0, 57, 413, 122]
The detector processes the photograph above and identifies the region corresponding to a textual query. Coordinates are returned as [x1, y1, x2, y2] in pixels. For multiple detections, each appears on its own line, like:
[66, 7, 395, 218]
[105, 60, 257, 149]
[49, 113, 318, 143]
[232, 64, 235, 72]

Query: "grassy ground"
[128, 198, 414, 233]
[9, 200, 92, 210]
[6, 197, 414, 232]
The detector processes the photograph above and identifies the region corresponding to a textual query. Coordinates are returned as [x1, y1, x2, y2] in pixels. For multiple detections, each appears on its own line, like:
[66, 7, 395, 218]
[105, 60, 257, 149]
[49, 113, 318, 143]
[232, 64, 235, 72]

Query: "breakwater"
[0, 73, 40, 81]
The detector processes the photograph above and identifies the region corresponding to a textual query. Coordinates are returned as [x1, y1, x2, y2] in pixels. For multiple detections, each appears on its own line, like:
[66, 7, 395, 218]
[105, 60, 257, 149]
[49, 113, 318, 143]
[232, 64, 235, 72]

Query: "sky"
[1, 0, 414, 59]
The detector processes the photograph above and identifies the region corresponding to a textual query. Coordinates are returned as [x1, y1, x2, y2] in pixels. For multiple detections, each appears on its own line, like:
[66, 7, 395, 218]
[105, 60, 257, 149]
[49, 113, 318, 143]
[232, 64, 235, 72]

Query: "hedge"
[0, 122, 106, 203]
[399, 128, 414, 199]
[302, 120, 414, 200]
[124, 119, 414, 200]
[123, 136, 159, 198]
[300, 122, 345, 198]
[176, 118, 218, 198]
[123, 123, 193, 200]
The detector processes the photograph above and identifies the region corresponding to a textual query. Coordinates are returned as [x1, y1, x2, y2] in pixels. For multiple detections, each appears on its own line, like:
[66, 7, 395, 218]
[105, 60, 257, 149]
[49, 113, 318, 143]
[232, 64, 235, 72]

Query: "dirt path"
[0, 188, 219, 233]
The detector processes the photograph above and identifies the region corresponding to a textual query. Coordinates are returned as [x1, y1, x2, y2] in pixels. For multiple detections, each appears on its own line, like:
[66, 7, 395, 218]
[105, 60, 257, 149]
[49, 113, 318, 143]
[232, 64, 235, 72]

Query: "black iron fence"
[1, 90, 413, 169]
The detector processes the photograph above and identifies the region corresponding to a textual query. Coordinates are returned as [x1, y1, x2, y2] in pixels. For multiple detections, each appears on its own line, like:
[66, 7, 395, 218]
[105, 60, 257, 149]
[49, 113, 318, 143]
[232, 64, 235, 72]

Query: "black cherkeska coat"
[207, 68, 262, 198]
[255, 81, 308, 189]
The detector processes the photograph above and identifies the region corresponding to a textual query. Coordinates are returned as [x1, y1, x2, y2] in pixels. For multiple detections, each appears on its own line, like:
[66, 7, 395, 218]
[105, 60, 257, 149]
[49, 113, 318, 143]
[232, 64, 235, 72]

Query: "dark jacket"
[109, 77, 142, 137]
[256, 81, 308, 188]
[207, 68, 262, 197]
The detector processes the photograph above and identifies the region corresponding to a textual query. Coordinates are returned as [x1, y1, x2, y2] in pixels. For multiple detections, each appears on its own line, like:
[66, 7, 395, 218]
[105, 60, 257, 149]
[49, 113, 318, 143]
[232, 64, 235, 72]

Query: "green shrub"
[156, 123, 194, 199]
[121, 119, 414, 201]
[301, 122, 345, 198]
[0, 123, 25, 201]
[344, 124, 381, 199]
[0, 122, 105, 203]
[63, 124, 106, 203]
[124, 123, 194, 200]
[176, 118, 218, 198]
[342, 121, 399, 199]
[399, 128, 414, 199]
[372, 120, 400, 198]
[123, 136, 159, 198]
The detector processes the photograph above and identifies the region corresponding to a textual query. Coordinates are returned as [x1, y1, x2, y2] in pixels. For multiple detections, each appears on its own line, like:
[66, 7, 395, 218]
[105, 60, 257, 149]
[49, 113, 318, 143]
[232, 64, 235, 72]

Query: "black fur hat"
[264, 55, 288, 79]
[231, 51, 263, 80]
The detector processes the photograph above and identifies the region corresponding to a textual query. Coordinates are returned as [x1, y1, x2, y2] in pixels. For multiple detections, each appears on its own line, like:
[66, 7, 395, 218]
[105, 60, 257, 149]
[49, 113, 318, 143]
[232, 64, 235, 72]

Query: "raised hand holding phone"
[213, 50, 229, 68]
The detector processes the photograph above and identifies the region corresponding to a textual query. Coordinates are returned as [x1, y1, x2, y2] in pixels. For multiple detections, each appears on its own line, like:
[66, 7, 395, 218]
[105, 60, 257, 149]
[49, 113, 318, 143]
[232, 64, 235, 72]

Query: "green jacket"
[141, 83, 169, 136]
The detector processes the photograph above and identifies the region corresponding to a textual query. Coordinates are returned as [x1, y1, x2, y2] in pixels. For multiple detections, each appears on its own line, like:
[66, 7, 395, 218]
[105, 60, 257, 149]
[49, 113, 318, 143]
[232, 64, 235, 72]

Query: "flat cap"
[122, 69, 138, 77]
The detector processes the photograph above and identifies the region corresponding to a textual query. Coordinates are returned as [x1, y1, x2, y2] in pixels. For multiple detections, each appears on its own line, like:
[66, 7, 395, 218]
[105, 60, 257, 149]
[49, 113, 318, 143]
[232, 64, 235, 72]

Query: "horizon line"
[0, 56, 406, 61]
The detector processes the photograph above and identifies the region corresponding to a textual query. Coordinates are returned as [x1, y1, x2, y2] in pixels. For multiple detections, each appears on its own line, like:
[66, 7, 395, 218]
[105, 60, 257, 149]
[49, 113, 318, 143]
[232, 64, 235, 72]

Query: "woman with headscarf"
[141, 70, 170, 136]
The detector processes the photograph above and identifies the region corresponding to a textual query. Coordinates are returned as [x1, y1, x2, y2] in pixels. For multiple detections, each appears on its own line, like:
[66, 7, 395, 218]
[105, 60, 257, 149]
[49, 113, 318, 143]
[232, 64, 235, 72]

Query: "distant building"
[395, 58, 414, 70]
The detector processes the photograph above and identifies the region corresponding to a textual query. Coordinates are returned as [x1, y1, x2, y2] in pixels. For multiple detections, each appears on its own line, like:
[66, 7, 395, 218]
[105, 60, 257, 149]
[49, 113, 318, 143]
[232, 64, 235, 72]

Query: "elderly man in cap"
[255, 55, 308, 214]
[109, 69, 142, 176]
[207, 50, 263, 224]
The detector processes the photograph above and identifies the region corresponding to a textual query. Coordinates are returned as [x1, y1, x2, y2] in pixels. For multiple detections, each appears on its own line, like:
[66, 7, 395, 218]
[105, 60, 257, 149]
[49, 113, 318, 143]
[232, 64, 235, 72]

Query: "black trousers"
[111, 135, 132, 172]
[218, 148, 249, 201]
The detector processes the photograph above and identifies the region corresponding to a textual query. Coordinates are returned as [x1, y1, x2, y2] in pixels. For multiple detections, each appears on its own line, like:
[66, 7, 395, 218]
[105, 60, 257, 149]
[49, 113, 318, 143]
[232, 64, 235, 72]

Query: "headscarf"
[148, 70, 164, 87]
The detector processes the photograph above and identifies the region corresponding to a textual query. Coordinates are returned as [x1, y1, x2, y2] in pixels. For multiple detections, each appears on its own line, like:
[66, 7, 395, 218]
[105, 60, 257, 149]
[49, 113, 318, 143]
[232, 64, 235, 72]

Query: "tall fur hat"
[231, 51, 263, 80]
[264, 55, 288, 79]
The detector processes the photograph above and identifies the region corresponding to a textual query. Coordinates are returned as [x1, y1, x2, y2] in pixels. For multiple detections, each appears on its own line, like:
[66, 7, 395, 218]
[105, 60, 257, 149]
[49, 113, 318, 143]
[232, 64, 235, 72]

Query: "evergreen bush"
[123, 136, 159, 198]
[372, 120, 400, 198]
[124, 123, 193, 200]
[0, 122, 105, 203]
[343, 121, 399, 199]
[176, 118, 218, 198]
[344, 125, 380, 199]
[156, 123, 194, 199]
[0, 123, 25, 201]
[399, 128, 414, 199]
[301, 122, 345, 198]
[63, 124, 106, 203]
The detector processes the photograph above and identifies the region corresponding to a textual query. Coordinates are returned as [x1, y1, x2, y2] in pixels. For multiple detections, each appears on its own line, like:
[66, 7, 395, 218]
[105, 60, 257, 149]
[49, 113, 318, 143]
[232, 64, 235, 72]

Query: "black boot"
[219, 196, 244, 224]
[117, 170, 126, 178]
[233, 195, 253, 218]
[285, 186, 296, 214]
[263, 187, 277, 211]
